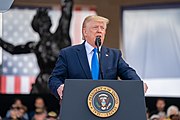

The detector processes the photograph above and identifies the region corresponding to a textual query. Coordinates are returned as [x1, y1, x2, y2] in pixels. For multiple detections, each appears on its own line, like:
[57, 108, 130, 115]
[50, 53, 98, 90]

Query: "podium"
[60, 79, 146, 120]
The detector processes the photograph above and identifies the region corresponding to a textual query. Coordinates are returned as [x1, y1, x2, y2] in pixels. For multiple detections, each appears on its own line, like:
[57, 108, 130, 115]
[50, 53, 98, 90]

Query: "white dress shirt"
[85, 41, 101, 70]
[85, 41, 94, 70]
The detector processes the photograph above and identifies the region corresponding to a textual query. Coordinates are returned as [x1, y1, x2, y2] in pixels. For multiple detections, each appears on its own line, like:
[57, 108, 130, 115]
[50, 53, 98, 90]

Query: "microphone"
[95, 36, 101, 47]
[94, 36, 104, 79]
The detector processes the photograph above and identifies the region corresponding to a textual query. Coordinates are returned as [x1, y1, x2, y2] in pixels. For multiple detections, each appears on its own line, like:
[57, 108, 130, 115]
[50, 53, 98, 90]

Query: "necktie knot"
[93, 48, 97, 53]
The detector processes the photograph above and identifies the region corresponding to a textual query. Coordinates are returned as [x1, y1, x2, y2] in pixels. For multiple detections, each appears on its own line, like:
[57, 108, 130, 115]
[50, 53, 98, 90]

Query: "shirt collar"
[85, 41, 101, 54]
[85, 41, 94, 54]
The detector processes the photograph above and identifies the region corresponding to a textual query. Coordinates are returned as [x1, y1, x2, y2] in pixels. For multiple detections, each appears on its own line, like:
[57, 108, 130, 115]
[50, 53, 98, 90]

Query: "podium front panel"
[60, 80, 146, 120]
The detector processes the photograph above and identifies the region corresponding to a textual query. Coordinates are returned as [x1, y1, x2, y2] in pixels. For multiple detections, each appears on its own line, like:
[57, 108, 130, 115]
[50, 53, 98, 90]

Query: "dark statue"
[0, 0, 73, 93]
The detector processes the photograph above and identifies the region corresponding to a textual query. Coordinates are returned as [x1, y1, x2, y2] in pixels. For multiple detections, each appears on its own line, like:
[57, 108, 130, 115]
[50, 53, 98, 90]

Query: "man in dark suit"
[49, 15, 148, 99]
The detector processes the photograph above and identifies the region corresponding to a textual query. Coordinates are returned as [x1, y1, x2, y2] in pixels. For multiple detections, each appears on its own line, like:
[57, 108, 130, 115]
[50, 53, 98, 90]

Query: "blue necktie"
[91, 48, 99, 80]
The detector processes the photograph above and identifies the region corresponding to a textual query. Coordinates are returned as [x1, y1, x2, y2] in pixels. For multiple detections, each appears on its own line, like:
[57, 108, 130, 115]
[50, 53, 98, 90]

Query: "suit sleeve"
[48, 49, 68, 99]
[117, 50, 141, 80]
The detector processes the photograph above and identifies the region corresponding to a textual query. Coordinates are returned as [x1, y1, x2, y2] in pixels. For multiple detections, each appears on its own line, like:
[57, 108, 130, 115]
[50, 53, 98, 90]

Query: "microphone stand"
[95, 36, 104, 80]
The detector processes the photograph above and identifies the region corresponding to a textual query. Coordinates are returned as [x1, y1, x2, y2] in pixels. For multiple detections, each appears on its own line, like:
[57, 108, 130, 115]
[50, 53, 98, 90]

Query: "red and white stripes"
[0, 76, 35, 94]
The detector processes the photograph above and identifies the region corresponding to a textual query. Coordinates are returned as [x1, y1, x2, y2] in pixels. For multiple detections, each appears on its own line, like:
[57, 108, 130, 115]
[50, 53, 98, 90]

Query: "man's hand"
[143, 82, 148, 93]
[57, 84, 64, 99]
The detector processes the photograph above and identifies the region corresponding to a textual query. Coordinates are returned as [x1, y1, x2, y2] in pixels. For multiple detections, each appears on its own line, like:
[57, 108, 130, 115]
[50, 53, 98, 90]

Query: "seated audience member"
[31, 108, 47, 120]
[151, 98, 166, 119]
[4, 104, 28, 120]
[166, 105, 179, 120]
[46, 111, 57, 120]
[34, 97, 46, 109]
[6, 98, 28, 120]
[150, 114, 160, 120]
[29, 97, 46, 120]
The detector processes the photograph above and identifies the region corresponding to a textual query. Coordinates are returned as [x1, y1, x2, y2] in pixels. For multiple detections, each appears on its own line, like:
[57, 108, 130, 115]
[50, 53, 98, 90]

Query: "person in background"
[49, 15, 148, 100]
[46, 111, 57, 120]
[31, 108, 47, 120]
[150, 98, 166, 120]
[4, 104, 28, 120]
[34, 97, 46, 109]
[28, 97, 46, 120]
[166, 105, 179, 120]
[5, 98, 28, 120]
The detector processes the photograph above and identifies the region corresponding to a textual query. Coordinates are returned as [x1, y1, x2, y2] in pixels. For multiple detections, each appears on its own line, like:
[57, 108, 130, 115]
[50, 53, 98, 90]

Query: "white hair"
[82, 15, 109, 40]
[167, 105, 179, 117]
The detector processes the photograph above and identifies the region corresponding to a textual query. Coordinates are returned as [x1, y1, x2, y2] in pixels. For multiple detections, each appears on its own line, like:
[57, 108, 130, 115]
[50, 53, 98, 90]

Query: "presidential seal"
[87, 86, 120, 118]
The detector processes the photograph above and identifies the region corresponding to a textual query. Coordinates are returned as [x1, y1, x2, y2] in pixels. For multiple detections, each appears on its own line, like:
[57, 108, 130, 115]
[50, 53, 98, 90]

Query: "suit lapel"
[76, 42, 92, 79]
[100, 46, 109, 79]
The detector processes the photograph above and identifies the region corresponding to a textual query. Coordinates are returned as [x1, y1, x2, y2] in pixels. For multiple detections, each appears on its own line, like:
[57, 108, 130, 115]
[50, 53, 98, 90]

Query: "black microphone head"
[95, 36, 101, 47]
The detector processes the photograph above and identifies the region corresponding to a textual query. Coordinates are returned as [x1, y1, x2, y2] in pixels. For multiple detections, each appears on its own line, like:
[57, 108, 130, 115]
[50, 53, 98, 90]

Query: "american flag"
[0, 6, 96, 94]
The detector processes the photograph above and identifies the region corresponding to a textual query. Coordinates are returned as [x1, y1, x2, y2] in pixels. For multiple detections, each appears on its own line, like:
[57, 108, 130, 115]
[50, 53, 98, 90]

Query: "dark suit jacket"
[49, 42, 141, 98]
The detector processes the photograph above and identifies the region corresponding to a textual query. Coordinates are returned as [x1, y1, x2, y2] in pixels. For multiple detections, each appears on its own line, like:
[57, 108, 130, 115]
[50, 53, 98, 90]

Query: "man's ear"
[82, 28, 87, 37]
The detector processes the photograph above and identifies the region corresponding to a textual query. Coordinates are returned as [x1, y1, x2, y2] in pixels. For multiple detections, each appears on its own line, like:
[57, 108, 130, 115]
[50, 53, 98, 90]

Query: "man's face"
[35, 98, 45, 108]
[156, 100, 165, 111]
[83, 20, 107, 47]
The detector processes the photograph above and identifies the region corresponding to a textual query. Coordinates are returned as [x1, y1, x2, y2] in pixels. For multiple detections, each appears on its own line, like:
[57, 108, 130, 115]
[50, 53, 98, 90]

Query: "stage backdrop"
[122, 5, 180, 97]
[0, 7, 96, 94]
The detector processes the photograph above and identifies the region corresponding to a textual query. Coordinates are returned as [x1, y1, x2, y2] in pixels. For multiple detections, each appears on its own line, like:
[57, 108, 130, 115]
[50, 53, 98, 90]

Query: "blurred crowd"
[0, 97, 58, 120]
[147, 98, 180, 120]
[0, 97, 179, 120]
